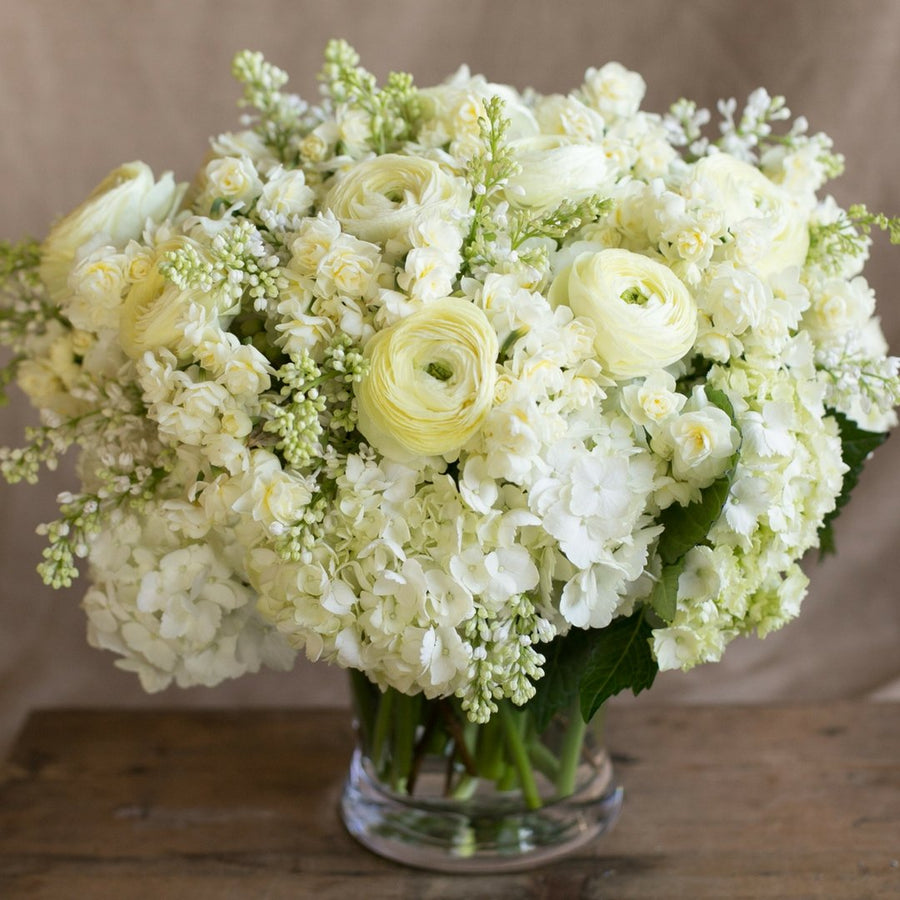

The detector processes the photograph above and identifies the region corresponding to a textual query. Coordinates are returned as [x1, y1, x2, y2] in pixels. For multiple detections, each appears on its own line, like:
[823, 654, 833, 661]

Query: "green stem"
[474, 712, 505, 782]
[498, 703, 542, 810]
[370, 687, 394, 779]
[348, 669, 378, 749]
[528, 741, 561, 783]
[556, 699, 589, 798]
[390, 692, 419, 792]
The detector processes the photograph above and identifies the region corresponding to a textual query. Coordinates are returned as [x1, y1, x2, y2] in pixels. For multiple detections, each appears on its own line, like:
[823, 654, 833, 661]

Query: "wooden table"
[0, 703, 898, 899]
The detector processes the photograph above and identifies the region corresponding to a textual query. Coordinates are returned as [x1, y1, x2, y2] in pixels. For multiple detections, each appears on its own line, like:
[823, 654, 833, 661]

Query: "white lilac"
[1, 44, 898, 713]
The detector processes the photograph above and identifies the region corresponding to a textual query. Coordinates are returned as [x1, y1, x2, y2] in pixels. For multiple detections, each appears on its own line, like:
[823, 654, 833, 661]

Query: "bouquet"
[2, 43, 898, 860]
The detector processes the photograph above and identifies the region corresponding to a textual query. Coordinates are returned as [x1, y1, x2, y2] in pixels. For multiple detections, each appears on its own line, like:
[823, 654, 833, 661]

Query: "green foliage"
[818, 411, 890, 557]
[657, 475, 734, 567]
[0, 239, 57, 403]
[0, 238, 41, 284]
[649, 557, 685, 622]
[529, 609, 657, 730]
[578, 611, 658, 721]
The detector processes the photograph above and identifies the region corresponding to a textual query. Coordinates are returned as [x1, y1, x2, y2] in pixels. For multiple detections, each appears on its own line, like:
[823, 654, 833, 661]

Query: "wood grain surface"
[1, 703, 898, 899]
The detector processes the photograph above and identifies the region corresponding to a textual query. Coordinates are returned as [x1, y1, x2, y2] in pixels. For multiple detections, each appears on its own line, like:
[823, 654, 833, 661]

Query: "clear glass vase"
[340, 671, 623, 873]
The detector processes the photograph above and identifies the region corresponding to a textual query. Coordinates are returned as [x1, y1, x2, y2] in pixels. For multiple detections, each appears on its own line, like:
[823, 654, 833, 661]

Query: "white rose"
[16, 323, 87, 419]
[355, 299, 499, 462]
[506, 136, 613, 211]
[210, 130, 279, 169]
[324, 154, 469, 246]
[803, 275, 874, 342]
[397, 247, 458, 303]
[417, 71, 539, 150]
[289, 213, 342, 275]
[549, 248, 698, 380]
[119, 238, 237, 361]
[692, 153, 809, 277]
[40, 161, 182, 302]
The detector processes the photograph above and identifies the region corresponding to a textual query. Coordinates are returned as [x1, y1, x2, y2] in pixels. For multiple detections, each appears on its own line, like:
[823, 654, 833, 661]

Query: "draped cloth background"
[2, 0, 899, 757]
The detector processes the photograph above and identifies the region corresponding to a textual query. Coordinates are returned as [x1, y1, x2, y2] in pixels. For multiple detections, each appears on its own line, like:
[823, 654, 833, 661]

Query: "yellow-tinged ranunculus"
[692, 153, 809, 276]
[40, 162, 182, 303]
[324, 154, 469, 246]
[119, 238, 235, 361]
[355, 299, 498, 462]
[549, 248, 697, 380]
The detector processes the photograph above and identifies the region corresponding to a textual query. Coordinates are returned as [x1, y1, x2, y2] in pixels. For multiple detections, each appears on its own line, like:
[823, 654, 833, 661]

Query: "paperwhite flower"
[6, 43, 898, 711]
[581, 62, 646, 120]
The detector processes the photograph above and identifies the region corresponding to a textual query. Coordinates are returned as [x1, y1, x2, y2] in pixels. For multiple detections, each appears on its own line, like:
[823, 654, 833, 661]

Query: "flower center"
[425, 360, 454, 382]
[620, 286, 649, 305]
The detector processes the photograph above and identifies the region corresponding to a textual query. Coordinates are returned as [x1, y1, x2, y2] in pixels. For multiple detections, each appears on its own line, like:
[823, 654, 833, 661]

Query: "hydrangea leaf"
[528, 626, 592, 733]
[818, 411, 889, 557]
[579, 610, 657, 722]
[529, 609, 658, 730]
[657, 475, 732, 566]
[649, 558, 686, 623]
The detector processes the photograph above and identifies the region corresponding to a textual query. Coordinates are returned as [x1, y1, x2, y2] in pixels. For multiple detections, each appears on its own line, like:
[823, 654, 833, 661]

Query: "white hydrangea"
[82, 503, 295, 692]
[5, 45, 898, 716]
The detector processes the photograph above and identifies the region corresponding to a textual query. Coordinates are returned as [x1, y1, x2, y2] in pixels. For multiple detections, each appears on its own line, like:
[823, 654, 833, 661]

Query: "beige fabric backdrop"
[2, 0, 899, 758]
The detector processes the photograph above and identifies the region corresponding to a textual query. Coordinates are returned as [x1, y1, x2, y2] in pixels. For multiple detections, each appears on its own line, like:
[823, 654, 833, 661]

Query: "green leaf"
[528, 626, 593, 733]
[818, 411, 889, 557]
[649, 559, 685, 623]
[579, 611, 658, 722]
[657, 475, 732, 566]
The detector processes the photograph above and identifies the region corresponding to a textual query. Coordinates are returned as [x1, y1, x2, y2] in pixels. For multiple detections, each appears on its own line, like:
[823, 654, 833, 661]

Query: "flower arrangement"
[2, 43, 898, 817]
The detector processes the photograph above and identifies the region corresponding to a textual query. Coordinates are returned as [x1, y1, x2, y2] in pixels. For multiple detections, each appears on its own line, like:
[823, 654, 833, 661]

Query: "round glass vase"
[340, 672, 623, 873]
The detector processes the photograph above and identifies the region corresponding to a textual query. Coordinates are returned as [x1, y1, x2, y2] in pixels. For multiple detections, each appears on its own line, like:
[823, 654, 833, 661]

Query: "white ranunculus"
[324, 154, 469, 247]
[355, 299, 499, 462]
[549, 248, 698, 380]
[692, 153, 810, 277]
[40, 161, 182, 302]
[506, 136, 613, 211]
[118, 238, 237, 361]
